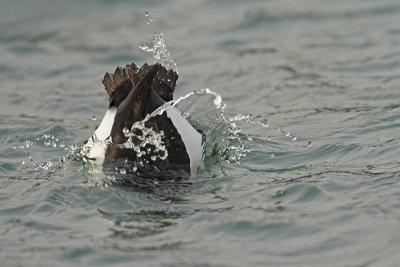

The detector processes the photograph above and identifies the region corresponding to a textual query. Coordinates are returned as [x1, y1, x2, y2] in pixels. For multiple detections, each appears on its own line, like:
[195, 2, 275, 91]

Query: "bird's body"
[81, 62, 204, 182]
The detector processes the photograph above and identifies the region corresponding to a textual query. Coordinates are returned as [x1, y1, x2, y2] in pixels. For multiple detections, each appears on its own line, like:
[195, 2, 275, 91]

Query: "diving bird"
[81, 62, 204, 182]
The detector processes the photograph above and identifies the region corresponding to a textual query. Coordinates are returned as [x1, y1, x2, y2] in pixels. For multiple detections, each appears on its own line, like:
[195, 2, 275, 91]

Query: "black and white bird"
[82, 62, 204, 182]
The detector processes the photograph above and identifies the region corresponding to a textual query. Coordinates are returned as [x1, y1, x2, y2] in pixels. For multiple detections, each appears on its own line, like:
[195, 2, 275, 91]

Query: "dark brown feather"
[102, 63, 141, 97]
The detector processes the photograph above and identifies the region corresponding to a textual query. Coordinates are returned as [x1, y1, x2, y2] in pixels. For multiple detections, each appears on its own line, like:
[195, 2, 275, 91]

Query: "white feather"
[166, 106, 203, 175]
[93, 107, 117, 141]
[84, 107, 117, 163]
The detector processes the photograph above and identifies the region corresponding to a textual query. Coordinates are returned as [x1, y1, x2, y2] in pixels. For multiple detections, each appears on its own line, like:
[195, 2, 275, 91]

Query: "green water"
[2, 0, 400, 266]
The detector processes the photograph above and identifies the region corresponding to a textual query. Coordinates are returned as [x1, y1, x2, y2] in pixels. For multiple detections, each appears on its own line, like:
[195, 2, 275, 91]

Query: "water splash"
[171, 89, 307, 166]
[15, 133, 80, 172]
[121, 124, 168, 163]
[139, 12, 178, 73]
[14, 88, 305, 184]
[116, 88, 274, 166]
[277, 128, 297, 142]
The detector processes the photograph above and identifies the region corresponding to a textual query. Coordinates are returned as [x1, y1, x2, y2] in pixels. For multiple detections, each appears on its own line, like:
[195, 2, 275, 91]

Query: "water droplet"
[119, 168, 126, 175]
[291, 136, 297, 141]
[51, 135, 55, 139]
[139, 20, 178, 72]
[122, 127, 131, 137]
[132, 166, 137, 172]
[44, 140, 51, 146]
[273, 189, 284, 197]
[307, 141, 312, 148]
[26, 140, 34, 148]
[21, 160, 25, 165]
[52, 142, 57, 148]
[151, 156, 157, 161]
[213, 94, 222, 108]
[270, 153, 275, 158]
[13, 146, 16, 149]
[92, 116, 97, 121]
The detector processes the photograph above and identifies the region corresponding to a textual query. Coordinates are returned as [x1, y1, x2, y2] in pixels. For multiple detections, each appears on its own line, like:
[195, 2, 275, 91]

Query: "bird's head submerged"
[82, 62, 204, 183]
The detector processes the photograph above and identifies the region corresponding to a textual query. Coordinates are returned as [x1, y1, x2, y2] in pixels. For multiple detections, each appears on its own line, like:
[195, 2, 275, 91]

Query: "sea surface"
[2, 0, 400, 266]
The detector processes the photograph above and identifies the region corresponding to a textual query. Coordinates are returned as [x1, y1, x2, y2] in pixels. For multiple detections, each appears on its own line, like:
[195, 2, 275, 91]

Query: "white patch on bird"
[93, 107, 117, 141]
[165, 106, 203, 175]
[83, 107, 117, 164]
